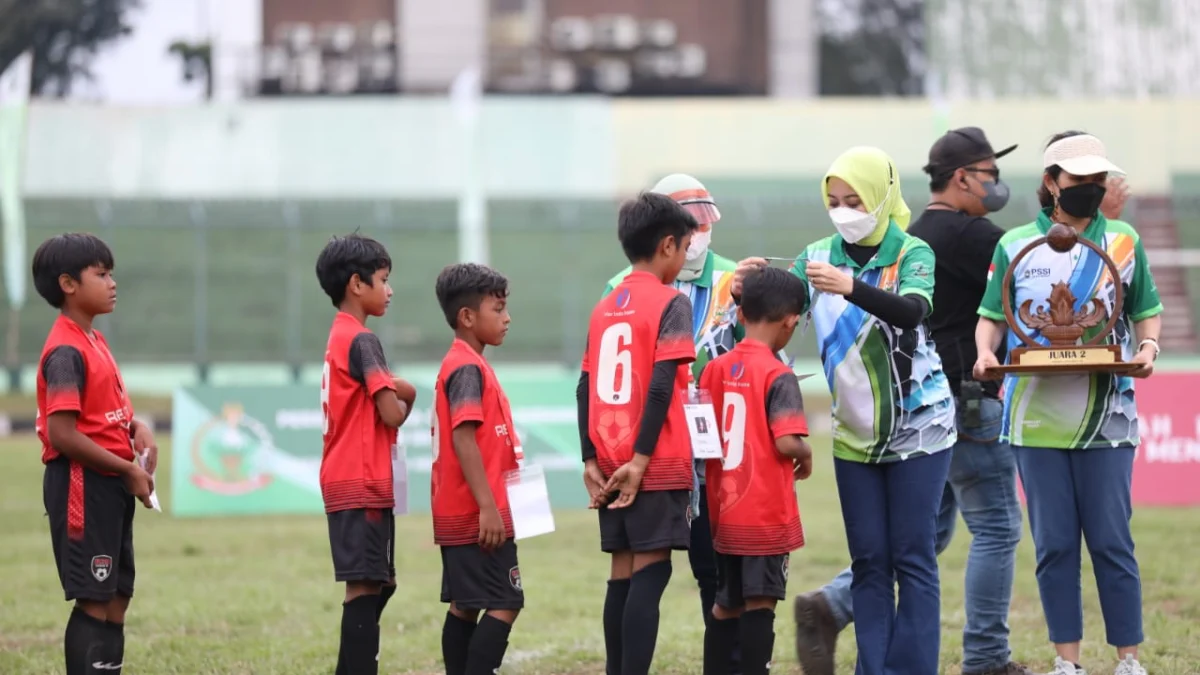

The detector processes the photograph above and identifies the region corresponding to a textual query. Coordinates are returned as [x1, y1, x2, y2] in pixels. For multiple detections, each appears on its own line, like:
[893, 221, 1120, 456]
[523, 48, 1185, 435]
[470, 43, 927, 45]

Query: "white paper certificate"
[505, 464, 555, 540]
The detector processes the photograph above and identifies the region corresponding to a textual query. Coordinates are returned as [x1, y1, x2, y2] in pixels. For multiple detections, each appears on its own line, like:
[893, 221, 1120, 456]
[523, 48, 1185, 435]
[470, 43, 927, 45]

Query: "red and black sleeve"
[445, 364, 486, 430]
[43, 346, 86, 415]
[632, 296, 695, 456]
[348, 332, 396, 397]
[766, 371, 809, 439]
[577, 336, 597, 462]
[655, 294, 696, 363]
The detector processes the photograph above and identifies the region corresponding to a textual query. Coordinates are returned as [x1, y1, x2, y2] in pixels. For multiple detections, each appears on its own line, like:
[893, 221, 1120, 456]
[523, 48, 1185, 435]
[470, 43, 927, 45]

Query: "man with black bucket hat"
[790, 127, 1039, 675]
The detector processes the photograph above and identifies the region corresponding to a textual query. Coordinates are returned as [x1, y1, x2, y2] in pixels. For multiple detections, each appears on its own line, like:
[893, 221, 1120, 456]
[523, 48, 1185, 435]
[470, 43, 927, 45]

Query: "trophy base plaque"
[985, 345, 1139, 376]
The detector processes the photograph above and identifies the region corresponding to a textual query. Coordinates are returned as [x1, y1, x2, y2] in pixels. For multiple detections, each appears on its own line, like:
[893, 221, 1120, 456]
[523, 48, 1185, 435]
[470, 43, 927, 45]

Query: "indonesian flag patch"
[987, 263, 995, 281]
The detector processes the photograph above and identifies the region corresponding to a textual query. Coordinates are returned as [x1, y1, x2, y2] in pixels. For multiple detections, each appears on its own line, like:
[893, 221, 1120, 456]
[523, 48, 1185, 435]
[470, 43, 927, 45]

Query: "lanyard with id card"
[682, 386, 724, 460]
[495, 378, 555, 540]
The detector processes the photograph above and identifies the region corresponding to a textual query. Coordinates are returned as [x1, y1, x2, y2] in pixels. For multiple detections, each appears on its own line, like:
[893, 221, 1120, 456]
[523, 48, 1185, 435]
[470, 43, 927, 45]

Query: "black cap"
[923, 127, 1017, 177]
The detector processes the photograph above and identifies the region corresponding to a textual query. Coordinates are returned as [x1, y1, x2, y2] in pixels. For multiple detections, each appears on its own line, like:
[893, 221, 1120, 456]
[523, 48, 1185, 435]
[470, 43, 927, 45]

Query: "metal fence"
[3, 187, 1197, 369]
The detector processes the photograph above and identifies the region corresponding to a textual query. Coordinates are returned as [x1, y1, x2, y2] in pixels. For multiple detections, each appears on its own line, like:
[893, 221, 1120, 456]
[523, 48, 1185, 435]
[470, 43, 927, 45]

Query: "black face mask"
[1056, 182, 1107, 219]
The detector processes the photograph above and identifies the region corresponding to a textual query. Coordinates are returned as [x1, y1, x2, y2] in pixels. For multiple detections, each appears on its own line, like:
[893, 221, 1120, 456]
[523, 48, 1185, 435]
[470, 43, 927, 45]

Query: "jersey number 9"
[721, 392, 747, 470]
[596, 322, 633, 405]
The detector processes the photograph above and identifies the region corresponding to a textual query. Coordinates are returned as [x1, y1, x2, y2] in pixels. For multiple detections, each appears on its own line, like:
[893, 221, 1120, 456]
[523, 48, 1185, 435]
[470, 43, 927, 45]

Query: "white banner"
[0, 50, 32, 311]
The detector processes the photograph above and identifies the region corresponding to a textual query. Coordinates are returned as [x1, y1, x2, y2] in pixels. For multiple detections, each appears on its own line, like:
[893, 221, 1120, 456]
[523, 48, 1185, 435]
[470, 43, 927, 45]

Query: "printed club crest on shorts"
[509, 566, 523, 592]
[91, 555, 113, 582]
[781, 556, 790, 582]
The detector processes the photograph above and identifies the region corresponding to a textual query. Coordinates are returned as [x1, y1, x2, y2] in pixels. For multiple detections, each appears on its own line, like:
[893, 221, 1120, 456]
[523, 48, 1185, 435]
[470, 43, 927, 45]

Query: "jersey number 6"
[596, 322, 633, 405]
[721, 392, 747, 470]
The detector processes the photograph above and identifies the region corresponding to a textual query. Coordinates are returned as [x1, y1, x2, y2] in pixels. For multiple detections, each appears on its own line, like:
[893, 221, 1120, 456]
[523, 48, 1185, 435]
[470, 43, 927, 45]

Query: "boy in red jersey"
[33, 233, 157, 675]
[577, 192, 700, 675]
[431, 263, 523, 675]
[700, 267, 813, 675]
[316, 234, 417, 675]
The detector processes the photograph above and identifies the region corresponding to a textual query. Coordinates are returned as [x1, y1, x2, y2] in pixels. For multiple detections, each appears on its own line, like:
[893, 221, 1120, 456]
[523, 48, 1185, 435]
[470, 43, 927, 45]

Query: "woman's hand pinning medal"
[805, 261, 854, 296]
[732, 257, 768, 298]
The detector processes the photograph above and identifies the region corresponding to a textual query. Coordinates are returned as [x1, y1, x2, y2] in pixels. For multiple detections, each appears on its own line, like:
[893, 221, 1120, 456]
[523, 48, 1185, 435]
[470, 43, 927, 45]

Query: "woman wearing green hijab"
[734, 147, 956, 675]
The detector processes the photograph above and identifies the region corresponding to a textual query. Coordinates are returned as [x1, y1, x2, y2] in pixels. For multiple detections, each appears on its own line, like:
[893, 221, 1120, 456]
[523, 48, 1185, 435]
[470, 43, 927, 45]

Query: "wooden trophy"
[985, 222, 1139, 376]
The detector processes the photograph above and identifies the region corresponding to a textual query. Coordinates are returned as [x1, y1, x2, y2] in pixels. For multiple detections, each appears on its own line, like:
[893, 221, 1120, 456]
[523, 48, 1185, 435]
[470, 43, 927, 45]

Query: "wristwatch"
[1138, 338, 1160, 360]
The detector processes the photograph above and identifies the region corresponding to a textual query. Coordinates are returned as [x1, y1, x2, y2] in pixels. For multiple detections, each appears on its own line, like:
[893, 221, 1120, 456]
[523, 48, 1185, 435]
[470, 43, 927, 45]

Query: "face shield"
[681, 201, 721, 228]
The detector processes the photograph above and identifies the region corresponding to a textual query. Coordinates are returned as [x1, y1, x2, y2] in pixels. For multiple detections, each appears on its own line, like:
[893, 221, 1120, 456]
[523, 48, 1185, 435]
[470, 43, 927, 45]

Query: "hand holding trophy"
[985, 222, 1139, 376]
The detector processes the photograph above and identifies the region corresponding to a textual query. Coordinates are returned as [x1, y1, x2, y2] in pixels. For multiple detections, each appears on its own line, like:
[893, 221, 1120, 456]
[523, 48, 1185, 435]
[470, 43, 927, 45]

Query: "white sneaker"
[1046, 657, 1087, 675]
[1114, 655, 1147, 675]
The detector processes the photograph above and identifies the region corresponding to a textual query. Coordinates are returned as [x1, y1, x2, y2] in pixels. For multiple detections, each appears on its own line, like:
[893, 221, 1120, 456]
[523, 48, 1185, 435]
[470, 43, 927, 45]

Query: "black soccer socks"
[739, 608, 776, 675]
[377, 583, 396, 622]
[603, 578, 631, 675]
[103, 621, 125, 674]
[622, 560, 673, 675]
[64, 608, 108, 675]
[442, 611, 478, 675]
[338, 594, 381, 675]
[702, 616, 739, 675]
[464, 614, 512, 675]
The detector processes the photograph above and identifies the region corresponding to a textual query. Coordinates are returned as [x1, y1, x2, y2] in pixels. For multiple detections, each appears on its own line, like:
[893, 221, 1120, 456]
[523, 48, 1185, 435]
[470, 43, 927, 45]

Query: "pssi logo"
[1024, 267, 1053, 279]
[615, 288, 632, 310]
[730, 363, 746, 380]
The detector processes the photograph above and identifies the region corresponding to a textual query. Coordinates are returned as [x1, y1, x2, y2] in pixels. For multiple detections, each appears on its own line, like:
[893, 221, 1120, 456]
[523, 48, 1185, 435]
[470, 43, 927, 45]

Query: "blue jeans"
[835, 450, 952, 675]
[822, 398, 1023, 673]
[1014, 445, 1143, 647]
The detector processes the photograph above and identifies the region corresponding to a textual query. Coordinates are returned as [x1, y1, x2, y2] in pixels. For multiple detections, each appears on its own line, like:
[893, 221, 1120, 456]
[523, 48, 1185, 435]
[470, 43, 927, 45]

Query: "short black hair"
[616, 192, 699, 263]
[739, 267, 808, 323]
[928, 174, 950, 193]
[1037, 130, 1088, 209]
[315, 234, 392, 307]
[31, 233, 115, 309]
[435, 262, 509, 329]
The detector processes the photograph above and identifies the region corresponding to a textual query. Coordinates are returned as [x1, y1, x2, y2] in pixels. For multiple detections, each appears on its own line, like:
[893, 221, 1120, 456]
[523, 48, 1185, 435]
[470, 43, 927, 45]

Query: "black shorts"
[715, 552, 791, 608]
[440, 539, 524, 611]
[598, 489, 691, 554]
[43, 458, 136, 602]
[327, 508, 395, 583]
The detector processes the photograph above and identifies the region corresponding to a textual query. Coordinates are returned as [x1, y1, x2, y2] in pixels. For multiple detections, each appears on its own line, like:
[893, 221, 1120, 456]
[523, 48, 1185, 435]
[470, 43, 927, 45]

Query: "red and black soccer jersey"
[37, 315, 135, 468]
[582, 270, 695, 491]
[320, 312, 398, 513]
[701, 339, 808, 556]
[431, 339, 521, 546]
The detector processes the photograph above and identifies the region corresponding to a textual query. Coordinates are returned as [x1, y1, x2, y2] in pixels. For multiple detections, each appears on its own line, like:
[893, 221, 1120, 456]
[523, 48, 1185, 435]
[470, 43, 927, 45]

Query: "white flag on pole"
[0, 51, 32, 106]
[0, 50, 33, 312]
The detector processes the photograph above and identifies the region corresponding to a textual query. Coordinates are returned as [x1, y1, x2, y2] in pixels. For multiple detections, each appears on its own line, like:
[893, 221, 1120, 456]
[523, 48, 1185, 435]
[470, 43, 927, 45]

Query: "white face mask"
[686, 229, 711, 260]
[828, 207, 877, 244]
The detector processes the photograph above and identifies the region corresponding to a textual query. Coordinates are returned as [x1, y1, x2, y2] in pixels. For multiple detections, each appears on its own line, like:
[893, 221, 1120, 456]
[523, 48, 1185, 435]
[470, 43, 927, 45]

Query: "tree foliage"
[0, 0, 140, 97]
[817, 0, 926, 96]
[168, 40, 212, 99]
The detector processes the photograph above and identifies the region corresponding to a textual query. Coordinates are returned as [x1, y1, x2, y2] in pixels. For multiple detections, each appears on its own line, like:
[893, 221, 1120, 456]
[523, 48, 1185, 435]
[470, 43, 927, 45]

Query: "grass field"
[2, 436, 1200, 675]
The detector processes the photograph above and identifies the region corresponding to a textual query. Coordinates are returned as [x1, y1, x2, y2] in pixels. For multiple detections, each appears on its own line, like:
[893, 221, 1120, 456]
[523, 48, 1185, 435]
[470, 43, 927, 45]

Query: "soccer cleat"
[1113, 655, 1147, 675]
[792, 591, 837, 675]
[967, 662, 1036, 675]
[1044, 657, 1086, 675]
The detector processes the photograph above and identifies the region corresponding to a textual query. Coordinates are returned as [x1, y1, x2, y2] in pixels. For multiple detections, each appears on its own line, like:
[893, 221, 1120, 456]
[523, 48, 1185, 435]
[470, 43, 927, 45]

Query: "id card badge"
[682, 388, 723, 460]
[135, 450, 162, 512]
[504, 464, 555, 540]
[391, 441, 409, 516]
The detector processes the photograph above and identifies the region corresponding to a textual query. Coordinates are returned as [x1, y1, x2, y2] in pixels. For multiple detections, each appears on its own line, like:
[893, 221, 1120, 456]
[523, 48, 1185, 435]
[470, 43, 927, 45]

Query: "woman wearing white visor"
[974, 132, 1162, 675]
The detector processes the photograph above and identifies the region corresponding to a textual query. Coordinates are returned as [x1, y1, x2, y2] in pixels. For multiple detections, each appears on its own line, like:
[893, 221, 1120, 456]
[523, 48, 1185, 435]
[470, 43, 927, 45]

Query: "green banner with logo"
[170, 374, 587, 517]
